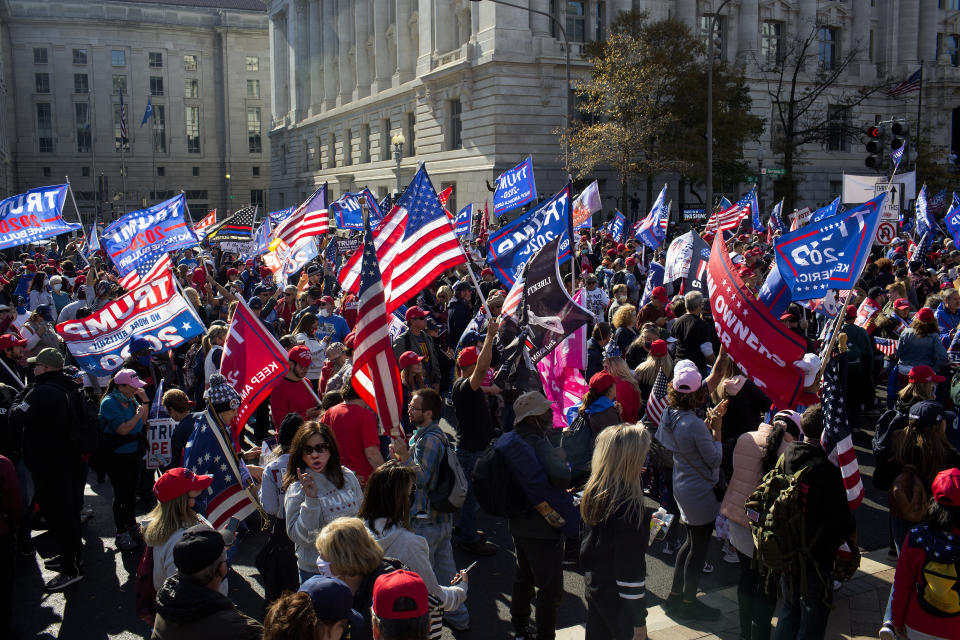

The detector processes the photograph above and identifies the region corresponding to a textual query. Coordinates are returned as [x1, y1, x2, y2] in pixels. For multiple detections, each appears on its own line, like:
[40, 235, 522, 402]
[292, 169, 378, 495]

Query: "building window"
[185, 78, 199, 98]
[183, 55, 198, 71]
[74, 73, 89, 94]
[192, 167, 200, 177]
[826, 104, 849, 152]
[344, 128, 353, 166]
[252, 166, 260, 176]
[150, 76, 164, 96]
[407, 112, 416, 156]
[246, 79, 261, 99]
[157, 166, 165, 177]
[250, 189, 264, 208]
[247, 107, 262, 153]
[81, 166, 90, 177]
[75, 103, 91, 153]
[113, 75, 127, 95]
[34, 47, 48, 64]
[35, 73, 49, 94]
[153, 105, 166, 153]
[42, 167, 51, 177]
[449, 100, 462, 151]
[700, 15, 724, 58]
[149, 52, 163, 68]
[761, 21, 782, 67]
[942, 0, 960, 8]
[113, 103, 129, 152]
[381, 119, 391, 161]
[111, 50, 126, 66]
[818, 27, 839, 70]
[594, 1, 606, 41]
[280, 144, 287, 174]
[72, 48, 87, 65]
[942, 34, 960, 67]
[37, 103, 53, 153]
[303, 141, 311, 172]
[185, 106, 200, 153]
[360, 123, 371, 163]
[185, 190, 207, 200]
[246, 56, 259, 72]
[566, 1, 586, 42]
[829, 180, 842, 199]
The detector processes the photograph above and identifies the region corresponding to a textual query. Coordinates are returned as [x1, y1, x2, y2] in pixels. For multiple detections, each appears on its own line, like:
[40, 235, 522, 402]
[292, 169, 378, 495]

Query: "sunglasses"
[303, 442, 330, 456]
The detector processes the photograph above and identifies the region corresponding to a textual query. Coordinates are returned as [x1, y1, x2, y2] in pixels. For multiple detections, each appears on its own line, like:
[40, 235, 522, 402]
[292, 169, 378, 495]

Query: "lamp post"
[225, 172, 232, 214]
[391, 132, 405, 194]
[469, 0, 571, 180]
[705, 0, 732, 216]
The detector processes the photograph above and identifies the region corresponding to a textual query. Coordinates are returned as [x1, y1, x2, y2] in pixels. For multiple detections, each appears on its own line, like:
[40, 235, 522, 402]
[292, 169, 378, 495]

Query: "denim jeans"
[882, 517, 915, 626]
[454, 448, 481, 543]
[773, 574, 833, 640]
[413, 518, 468, 628]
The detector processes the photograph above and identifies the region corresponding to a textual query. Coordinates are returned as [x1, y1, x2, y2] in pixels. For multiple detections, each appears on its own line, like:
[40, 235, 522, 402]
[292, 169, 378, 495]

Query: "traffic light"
[865, 125, 883, 170]
[891, 120, 909, 165]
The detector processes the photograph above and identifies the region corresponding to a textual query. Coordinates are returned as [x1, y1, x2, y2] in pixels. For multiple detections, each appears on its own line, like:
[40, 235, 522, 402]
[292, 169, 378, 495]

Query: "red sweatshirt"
[269, 376, 317, 429]
[891, 522, 960, 639]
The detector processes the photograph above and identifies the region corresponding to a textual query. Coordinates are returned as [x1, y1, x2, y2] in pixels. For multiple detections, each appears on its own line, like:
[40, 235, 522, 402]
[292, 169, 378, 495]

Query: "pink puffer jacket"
[720, 423, 793, 527]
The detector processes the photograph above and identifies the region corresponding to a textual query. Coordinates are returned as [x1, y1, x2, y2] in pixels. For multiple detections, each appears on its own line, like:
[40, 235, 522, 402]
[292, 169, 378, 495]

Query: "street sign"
[874, 182, 903, 221]
[766, 168, 786, 177]
[876, 221, 897, 245]
[745, 175, 758, 184]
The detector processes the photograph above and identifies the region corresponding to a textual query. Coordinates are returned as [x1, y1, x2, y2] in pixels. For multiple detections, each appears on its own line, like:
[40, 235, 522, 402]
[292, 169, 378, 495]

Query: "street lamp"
[705, 0, 732, 215]
[392, 132, 405, 194]
[225, 173, 232, 214]
[469, 0, 571, 180]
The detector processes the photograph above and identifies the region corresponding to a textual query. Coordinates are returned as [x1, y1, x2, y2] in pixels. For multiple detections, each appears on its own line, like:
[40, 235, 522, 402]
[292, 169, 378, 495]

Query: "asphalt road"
[10, 413, 892, 640]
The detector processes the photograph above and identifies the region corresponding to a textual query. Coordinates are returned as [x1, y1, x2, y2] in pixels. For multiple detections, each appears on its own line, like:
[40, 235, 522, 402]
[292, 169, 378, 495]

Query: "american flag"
[208, 206, 256, 242]
[478, 200, 490, 249]
[821, 351, 864, 509]
[635, 183, 670, 248]
[194, 210, 216, 236]
[119, 92, 128, 143]
[272, 184, 329, 248]
[182, 412, 258, 529]
[644, 368, 669, 428]
[873, 337, 897, 358]
[119, 251, 172, 289]
[887, 68, 922, 97]
[338, 165, 466, 313]
[350, 211, 403, 437]
[705, 188, 755, 234]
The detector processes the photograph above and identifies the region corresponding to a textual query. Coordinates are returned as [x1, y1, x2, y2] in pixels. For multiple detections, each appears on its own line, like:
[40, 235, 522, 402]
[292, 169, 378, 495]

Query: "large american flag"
[821, 351, 864, 509]
[119, 250, 172, 289]
[182, 412, 258, 529]
[887, 68, 922, 97]
[644, 368, 669, 428]
[705, 189, 755, 234]
[338, 165, 466, 313]
[272, 184, 329, 248]
[351, 211, 403, 437]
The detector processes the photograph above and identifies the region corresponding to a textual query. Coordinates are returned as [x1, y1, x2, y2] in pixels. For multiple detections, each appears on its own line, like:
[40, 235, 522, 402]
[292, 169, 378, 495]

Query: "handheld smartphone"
[224, 516, 241, 535]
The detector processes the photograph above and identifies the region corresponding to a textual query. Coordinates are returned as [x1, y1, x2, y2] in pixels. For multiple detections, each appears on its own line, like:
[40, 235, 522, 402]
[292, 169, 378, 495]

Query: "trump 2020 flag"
[916, 184, 939, 240]
[268, 206, 295, 225]
[454, 204, 472, 237]
[638, 262, 665, 308]
[572, 180, 602, 229]
[636, 184, 669, 249]
[945, 194, 960, 247]
[821, 348, 864, 509]
[609, 211, 626, 243]
[809, 196, 841, 224]
[331, 189, 383, 230]
[774, 192, 886, 301]
[103, 194, 198, 279]
[0, 185, 80, 250]
[494, 156, 537, 215]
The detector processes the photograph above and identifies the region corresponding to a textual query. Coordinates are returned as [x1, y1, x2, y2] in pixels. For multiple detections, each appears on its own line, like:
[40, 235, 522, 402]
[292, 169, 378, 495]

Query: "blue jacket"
[935, 302, 960, 335]
[896, 328, 948, 372]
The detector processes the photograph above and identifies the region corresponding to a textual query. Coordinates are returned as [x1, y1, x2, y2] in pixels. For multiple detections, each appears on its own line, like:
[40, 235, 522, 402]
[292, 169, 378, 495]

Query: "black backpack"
[472, 443, 527, 517]
[560, 412, 595, 487]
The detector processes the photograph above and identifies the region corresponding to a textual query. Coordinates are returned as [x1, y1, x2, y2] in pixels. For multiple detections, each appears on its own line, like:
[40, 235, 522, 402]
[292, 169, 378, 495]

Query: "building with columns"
[269, 0, 960, 218]
[0, 0, 271, 223]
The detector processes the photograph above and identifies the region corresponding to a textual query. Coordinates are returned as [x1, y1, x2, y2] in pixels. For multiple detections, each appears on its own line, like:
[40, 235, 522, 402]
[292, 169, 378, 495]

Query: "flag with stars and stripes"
[272, 184, 329, 248]
[874, 337, 897, 358]
[119, 92, 128, 143]
[193, 210, 217, 237]
[821, 350, 864, 509]
[119, 251, 172, 289]
[209, 206, 256, 242]
[636, 183, 670, 249]
[705, 188, 756, 235]
[351, 211, 403, 437]
[891, 145, 905, 171]
[887, 68, 922, 97]
[644, 367, 669, 429]
[338, 164, 466, 313]
[181, 411, 259, 529]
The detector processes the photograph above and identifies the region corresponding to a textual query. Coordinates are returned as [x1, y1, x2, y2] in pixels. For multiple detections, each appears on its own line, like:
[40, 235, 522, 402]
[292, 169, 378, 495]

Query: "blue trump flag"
[944, 194, 960, 246]
[756, 263, 793, 318]
[493, 156, 537, 215]
[486, 184, 571, 286]
[774, 192, 886, 301]
[747, 186, 761, 231]
[250, 217, 272, 255]
[0, 184, 80, 250]
[268, 206, 294, 225]
[916, 184, 940, 240]
[636, 184, 669, 249]
[454, 204, 472, 237]
[609, 211, 626, 242]
[331, 189, 383, 229]
[103, 194, 198, 278]
[638, 262, 665, 308]
[809, 196, 841, 223]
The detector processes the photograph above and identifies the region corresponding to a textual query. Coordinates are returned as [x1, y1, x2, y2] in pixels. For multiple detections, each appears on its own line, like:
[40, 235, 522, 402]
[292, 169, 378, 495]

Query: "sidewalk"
[557, 548, 895, 639]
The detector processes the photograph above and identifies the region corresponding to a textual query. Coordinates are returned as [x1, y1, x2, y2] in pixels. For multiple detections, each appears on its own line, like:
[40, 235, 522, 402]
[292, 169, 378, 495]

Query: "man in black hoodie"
[773, 405, 857, 640]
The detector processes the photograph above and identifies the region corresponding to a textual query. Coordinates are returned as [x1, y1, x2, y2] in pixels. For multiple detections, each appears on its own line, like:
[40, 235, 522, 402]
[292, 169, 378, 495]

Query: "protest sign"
[103, 194, 198, 277]
[0, 184, 80, 250]
[146, 418, 175, 469]
[493, 157, 537, 215]
[487, 184, 570, 286]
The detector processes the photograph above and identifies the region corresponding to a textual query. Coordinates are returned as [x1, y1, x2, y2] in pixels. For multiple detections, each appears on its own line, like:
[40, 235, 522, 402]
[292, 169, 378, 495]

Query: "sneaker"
[116, 531, 139, 552]
[722, 541, 740, 564]
[703, 561, 715, 574]
[44, 572, 83, 591]
[887, 547, 898, 560]
[879, 623, 895, 640]
[455, 539, 497, 556]
[661, 540, 675, 555]
[44, 557, 83, 572]
[677, 599, 722, 621]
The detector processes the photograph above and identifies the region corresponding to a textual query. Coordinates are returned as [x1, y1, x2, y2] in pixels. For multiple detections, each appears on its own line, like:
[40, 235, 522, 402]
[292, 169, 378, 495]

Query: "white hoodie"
[284, 466, 362, 571]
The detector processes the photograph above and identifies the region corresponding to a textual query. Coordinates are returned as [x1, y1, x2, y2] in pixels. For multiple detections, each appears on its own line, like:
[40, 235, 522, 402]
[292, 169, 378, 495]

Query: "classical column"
[355, 0, 372, 98]
[530, 0, 549, 37]
[373, 0, 392, 92]
[898, 0, 919, 65]
[396, 0, 415, 83]
[269, 12, 289, 118]
[675, 0, 696, 31]
[435, 0, 454, 55]
[294, 0, 310, 117]
[310, 0, 323, 113]
[417, 0, 433, 74]
[737, 0, 758, 65]
[918, 0, 937, 65]
[287, 2, 298, 116]
[322, 0, 338, 108]
[338, 0, 355, 104]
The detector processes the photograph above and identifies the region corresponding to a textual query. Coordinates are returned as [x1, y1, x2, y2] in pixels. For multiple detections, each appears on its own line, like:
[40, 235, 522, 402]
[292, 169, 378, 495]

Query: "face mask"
[319, 309, 331, 317]
[52, 283, 62, 291]
[617, 295, 627, 303]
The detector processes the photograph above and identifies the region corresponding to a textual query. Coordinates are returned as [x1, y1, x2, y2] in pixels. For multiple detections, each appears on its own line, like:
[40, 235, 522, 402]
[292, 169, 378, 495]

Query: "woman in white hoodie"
[284, 421, 363, 583]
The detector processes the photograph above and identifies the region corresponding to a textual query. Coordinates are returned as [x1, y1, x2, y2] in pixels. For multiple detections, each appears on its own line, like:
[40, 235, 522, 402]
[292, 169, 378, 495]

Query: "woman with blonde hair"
[603, 347, 641, 423]
[580, 423, 653, 640]
[635, 339, 674, 408]
[202, 325, 229, 383]
[611, 304, 638, 355]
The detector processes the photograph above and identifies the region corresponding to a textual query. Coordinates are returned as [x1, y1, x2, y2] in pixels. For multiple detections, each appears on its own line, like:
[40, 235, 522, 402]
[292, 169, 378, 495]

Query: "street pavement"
[11, 412, 895, 639]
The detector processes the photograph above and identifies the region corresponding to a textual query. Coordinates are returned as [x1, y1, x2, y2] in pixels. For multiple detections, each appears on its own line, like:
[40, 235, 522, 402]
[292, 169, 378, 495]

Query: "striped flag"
[821, 351, 864, 509]
[873, 337, 897, 358]
[338, 165, 466, 313]
[887, 68, 922, 97]
[351, 211, 403, 437]
[119, 251, 172, 290]
[194, 210, 217, 236]
[208, 206, 256, 242]
[119, 92, 128, 143]
[439, 185, 453, 219]
[705, 188, 755, 235]
[644, 368, 669, 428]
[272, 184, 329, 248]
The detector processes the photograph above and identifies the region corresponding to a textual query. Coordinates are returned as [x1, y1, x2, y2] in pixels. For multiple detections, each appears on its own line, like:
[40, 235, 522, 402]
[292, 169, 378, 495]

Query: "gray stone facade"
[1, 0, 271, 223]
[0, 1, 14, 200]
[268, 0, 960, 219]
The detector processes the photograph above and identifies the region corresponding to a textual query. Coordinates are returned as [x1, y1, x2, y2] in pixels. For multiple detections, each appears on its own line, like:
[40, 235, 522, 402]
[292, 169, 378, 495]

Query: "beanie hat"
[204, 373, 241, 412]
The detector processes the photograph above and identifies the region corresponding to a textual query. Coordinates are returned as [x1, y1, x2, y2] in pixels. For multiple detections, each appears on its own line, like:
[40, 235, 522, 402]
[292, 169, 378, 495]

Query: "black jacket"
[151, 574, 262, 640]
[447, 297, 473, 347]
[586, 338, 605, 381]
[14, 370, 83, 473]
[580, 504, 649, 627]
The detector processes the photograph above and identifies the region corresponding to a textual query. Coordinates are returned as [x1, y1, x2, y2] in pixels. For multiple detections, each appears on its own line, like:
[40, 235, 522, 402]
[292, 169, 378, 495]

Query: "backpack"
[471, 443, 527, 517]
[134, 545, 157, 624]
[69, 388, 100, 457]
[424, 431, 468, 513]
[951, 370, 960, 407]
[916, 539, 960, 617]
[745, 456, 821, 575]
[183, 342, 204, 397]
[888, 464, 929, 523]
[560, 412, 595, 486]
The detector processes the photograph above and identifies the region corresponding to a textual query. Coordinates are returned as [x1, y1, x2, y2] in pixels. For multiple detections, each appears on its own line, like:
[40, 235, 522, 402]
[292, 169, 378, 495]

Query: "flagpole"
[64, 175, 83, 225]
[916, 61, 923, 169]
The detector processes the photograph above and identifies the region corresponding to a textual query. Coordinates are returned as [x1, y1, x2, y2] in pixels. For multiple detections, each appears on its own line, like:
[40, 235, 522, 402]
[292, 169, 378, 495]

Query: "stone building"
[268, 0, 960, 219]
[1, 0, 271, 222]
[0, 1, 14, 200]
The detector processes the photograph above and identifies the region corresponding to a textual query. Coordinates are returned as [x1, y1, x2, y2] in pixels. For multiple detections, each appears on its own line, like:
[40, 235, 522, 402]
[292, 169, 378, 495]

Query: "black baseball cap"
[908, 400, 945, 430]
[172, 525, 235, 574]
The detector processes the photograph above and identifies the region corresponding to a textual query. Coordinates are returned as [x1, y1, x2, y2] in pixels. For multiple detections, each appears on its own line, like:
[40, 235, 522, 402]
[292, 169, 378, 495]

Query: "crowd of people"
[1, 219, 960, 640]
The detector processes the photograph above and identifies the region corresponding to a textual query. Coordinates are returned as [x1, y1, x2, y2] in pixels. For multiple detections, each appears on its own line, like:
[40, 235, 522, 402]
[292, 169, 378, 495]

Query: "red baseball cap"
[404, 306, 428, 322]
[650, 339, 668, 357]
[606, 249, 617, 257]
[191, 267, 207, 286]
[617, 243, 626, 252]
[739, 266, 755, 278]
[259, 266, 273, 279]
[153, 468, 212, 503]
[845, 304, 857, 319]
[457, 346, 479, 368]
[481, 267, 493, 277]
[909, 365, 945, 384]
[0, 334, 27, 350]
[245, 259, 254, 267]
[320, 295, 335, 305]
[398, 351, 424, 369]
[779, 312, 798, 322]
[917, 307, 936, 324]
[589, 371, 616, 393]
[226, 268, 239, 278]
[651, 286, 668, 303]
[288, 345, 313, 368]
[626, 257, 636, 266]
[372, 570, 429, 620]
[893, 298, 910, 310]
[343, 331, 356, 351]
[932, 468, 960, 506]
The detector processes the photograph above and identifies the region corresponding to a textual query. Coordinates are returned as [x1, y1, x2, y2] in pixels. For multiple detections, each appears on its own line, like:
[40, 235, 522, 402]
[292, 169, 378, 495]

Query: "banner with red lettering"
[707, 234, 807, 409]
[58, 272, 204, 377]
[0, 184, 80, 250]
[219, 299, 290, 447]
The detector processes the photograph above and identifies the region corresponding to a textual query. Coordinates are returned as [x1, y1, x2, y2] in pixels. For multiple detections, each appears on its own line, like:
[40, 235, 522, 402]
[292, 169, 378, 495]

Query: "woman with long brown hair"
[283, 422, 362, 584]
[895, 307, 948, 379]
[292, 313, 327, 384]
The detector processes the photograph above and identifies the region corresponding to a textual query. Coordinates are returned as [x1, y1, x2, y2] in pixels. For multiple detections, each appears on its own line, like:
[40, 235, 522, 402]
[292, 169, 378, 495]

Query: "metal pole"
[706, 0, 732, 216]
[916, 61, 923, 169]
